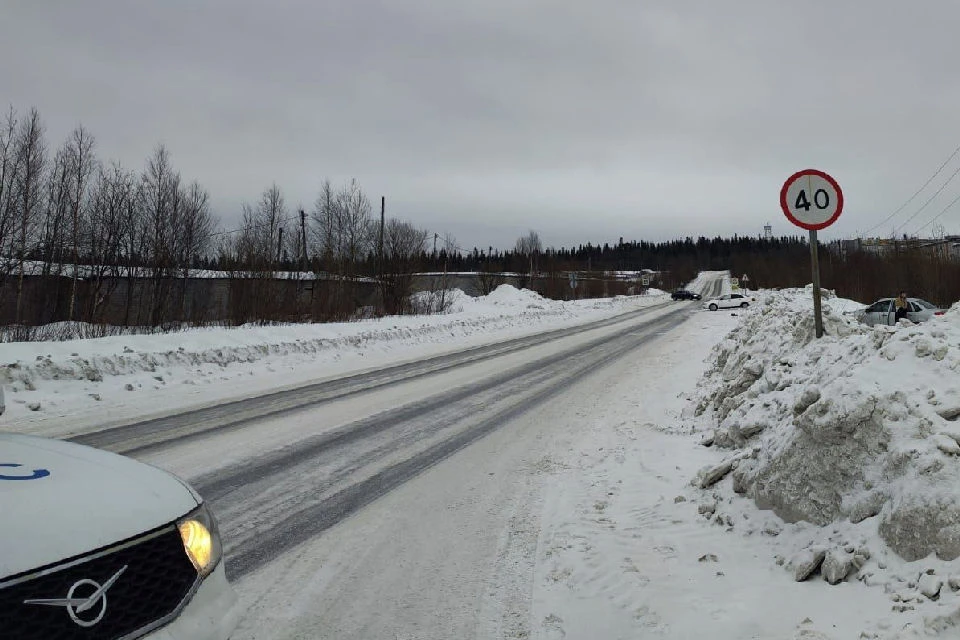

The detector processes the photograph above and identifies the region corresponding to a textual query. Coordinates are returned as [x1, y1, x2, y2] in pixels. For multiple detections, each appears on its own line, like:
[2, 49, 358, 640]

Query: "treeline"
[0, 107, 217, 326]
[0, 106, 441, 327]
[3, 106, 957, 334]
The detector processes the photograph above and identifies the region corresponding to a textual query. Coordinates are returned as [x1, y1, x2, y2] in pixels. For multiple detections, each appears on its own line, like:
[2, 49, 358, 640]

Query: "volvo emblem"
[24, 565, 128, 627]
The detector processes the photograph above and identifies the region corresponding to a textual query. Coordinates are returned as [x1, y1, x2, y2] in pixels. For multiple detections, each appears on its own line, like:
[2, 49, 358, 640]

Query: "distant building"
[839, 236, 960, 260]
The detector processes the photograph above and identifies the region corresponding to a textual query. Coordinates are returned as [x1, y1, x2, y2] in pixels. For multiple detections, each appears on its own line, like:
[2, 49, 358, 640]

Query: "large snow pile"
[465, 284, 554, 310]
[691, 287, 960, 566]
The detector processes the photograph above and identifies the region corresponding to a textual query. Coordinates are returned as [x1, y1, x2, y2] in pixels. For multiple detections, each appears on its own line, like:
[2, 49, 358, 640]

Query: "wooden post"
[810, 229, 824, 338]
[300, 209, 307, 269]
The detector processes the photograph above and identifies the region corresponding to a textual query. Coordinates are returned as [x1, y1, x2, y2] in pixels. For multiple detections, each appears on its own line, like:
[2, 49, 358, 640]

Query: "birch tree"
[66, 125, 97, 320]
[13, 109, 46, 323]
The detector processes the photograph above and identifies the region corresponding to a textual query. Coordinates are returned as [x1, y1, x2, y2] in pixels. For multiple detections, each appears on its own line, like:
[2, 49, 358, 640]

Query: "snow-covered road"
[141, 300, 696, 580]
[68, 299, 682, 457]
[213, 295, 717, 639]
[67, 277, 718, 639]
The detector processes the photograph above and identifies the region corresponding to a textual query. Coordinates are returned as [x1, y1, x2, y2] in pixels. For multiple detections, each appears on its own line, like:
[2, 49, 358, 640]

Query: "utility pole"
[300, 209, 308, 271]
[379, 197, 385, 275]
[379, 197, 385, 312]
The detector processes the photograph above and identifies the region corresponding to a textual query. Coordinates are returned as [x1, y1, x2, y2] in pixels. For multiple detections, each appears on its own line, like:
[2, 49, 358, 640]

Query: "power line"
[205, 214, 301, 239]
[892, 162, 960, 235]
[862, 142, 960, 237]
[912, 190, 960, 236]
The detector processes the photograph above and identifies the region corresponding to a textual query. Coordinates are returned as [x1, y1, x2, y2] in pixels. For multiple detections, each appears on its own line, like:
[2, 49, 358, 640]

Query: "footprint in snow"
[542, 614, 566, 639]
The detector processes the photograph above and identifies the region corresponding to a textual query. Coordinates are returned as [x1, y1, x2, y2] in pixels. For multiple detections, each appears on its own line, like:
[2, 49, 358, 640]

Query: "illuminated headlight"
[177, 503, 223, 577]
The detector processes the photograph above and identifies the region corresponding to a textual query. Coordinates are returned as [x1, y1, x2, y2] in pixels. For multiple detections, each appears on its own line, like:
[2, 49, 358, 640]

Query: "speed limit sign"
[779, 168, 843, 341]
[780, 169, 843, 231]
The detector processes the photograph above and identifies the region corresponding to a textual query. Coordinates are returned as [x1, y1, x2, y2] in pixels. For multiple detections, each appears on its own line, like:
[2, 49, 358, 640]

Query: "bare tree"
[121, 177, 147, 325]
[0, 107, 19, 292]
[336, 179, 374, 271]
[175, 181, 213, 320]
[66, 125, 97, 320]
[257, 183, 287, 268]
[12, 109, 46, 323]
[311, 179, 337, 272]
[85, 163, 133, 322]
[514, 229, 542, 289]
[139, 145, 178, 325]
[237, 184, 287, 271]
[41, 146, 73, 271]
[224, 184, 290, 323]
[515, 229, 542, 257]
[309, 178, 374, 318]
[31, 142, 77, 323]
[381, 219, 428, 314]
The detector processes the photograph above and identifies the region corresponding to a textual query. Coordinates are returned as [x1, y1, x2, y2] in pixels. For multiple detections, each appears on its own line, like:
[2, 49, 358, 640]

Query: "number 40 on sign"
[780, 169, 843, 231]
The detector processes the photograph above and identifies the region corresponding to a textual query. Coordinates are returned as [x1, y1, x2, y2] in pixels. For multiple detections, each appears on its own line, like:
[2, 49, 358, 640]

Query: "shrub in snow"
[408, 288, 467, 315]
[692, 289, 960, 562]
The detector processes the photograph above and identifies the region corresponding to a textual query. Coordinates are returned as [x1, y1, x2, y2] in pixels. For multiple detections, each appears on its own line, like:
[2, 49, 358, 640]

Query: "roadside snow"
[531, 304, 907, 639]
[0, 285, 670, 438]
[678, 286, 960, 637]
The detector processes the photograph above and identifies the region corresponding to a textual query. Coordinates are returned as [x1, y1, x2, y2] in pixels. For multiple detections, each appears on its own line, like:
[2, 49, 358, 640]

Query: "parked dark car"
[671, 289, 701, 301]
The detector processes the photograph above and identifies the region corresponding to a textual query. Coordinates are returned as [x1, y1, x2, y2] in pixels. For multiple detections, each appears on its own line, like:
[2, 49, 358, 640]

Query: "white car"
[702, 293, 751, 311]
[858, 297, 946, 327]
[0, 390, 238, 639]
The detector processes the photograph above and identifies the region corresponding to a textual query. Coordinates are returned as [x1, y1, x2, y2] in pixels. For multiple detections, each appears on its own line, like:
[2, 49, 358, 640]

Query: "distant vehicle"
[703, 293, 750, 311]
[858, 297, 946, 326]
[0, 390, 238, 639]
[671, 289, 702, 301]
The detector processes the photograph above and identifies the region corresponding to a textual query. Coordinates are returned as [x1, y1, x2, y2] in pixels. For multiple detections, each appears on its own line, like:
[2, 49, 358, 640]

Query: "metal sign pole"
[809, 229, 824, 338]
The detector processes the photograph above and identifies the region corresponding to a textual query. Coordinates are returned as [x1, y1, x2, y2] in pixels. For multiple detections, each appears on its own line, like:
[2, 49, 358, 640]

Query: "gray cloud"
[3, 0, 960, 249]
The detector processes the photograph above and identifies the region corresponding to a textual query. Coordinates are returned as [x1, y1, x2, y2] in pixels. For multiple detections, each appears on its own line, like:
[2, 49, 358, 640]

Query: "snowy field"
[0, 285, 674, 439]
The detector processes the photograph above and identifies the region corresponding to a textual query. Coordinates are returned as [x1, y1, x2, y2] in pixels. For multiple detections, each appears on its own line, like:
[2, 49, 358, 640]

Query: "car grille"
[0, 524, 199, 640]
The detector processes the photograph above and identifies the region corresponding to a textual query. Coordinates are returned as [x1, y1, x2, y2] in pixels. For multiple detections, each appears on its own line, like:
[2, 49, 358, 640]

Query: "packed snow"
[0, 285, 672, 438]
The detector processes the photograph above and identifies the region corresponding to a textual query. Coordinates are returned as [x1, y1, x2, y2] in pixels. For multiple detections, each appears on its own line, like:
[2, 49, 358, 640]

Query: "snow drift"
[692, 287, 960, 562]
[0, 286, 669, 425]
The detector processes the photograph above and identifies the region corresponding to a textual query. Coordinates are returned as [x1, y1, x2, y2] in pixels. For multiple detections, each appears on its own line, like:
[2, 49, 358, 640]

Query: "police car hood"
[0, 433, 200, 580]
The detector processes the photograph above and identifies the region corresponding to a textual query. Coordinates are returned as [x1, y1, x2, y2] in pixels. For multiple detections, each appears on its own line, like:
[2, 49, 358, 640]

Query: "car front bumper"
[145, 563, 238, 640]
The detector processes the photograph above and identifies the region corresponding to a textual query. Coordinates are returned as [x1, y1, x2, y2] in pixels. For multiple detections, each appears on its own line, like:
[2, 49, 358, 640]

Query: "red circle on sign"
[779, 169, 844, 231]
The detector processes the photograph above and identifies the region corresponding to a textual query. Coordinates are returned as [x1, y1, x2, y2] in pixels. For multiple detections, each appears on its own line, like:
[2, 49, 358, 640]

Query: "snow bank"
[0, 285, 669, 427]
[691, 287, 960, 564]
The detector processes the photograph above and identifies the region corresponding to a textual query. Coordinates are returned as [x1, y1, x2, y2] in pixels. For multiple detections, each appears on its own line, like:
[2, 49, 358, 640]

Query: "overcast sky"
[3, 1, 960, 250]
